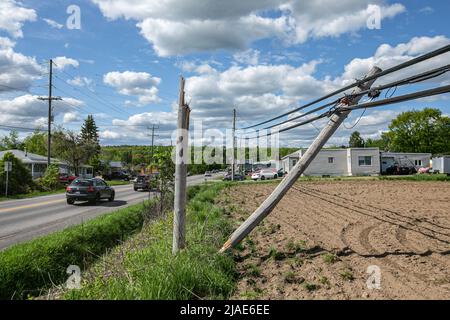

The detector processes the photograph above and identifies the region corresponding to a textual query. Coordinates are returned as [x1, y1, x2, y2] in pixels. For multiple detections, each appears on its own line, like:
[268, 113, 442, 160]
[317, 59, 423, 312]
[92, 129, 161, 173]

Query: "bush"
[35, 164, 63, 191]
[0, 201, 148, 299]
[0, 152, 34, 196]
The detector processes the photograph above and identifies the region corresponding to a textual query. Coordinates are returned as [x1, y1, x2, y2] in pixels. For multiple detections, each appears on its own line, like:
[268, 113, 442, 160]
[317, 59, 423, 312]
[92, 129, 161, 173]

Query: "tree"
[0, 152, 34, 195]
[384, 108, 450, 154]
[52, 130, 89, 176]
[1, 130, 24, 150]
[23, 130, 47, 155]
[349, 131, 365, 148]
[80, 115, 101, 165]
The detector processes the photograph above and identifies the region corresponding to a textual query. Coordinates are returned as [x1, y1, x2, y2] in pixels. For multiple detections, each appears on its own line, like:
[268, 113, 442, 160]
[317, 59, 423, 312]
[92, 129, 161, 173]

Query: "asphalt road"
[0, 173, 223, 251]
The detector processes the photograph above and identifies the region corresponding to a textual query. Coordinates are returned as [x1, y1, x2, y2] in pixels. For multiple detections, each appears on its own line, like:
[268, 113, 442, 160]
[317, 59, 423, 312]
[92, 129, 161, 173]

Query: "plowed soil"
[218, 180, 450, 300]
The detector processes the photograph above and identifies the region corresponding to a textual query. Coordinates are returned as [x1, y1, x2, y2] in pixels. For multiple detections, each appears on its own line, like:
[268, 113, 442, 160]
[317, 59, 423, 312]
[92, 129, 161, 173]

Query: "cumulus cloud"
[0, 40, 45, 92]
[92, 0, 405, 56]
[0, 0, 37, 38]
[53, 56, 79, 69]
[103, 71, 161, 105]
[233, 49, 260, 65]
[0, 94, 83, 128]
[63, 111, 82, 123]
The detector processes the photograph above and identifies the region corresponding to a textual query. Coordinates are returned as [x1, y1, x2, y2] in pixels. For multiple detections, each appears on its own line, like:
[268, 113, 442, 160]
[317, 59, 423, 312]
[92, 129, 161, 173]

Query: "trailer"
[432, 156, 450, 174]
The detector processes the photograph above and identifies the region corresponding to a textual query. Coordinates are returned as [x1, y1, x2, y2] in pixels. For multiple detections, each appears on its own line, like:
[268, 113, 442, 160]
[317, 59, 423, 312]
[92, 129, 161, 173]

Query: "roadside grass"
[63, 183, 237, 300]
[0, 200, 150, 299]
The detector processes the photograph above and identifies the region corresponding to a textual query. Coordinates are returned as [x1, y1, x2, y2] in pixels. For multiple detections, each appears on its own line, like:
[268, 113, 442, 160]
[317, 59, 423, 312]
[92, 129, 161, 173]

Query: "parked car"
[385, 164, 417, 175]
[103, 171, 130, 181]
[204, 171, 212, 177]
[59, 173, 77, 185]
[211, 169, 219, 173]
[66, 178, 115, 205]
[223, 173, 245, 181]
[277, 168, 285, 178]
[251, 169, 278, 181]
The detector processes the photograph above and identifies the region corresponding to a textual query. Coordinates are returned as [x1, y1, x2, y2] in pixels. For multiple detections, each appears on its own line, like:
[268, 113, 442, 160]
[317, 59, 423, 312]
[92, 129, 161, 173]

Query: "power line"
[340, 84, 450, 112]
[257, 63, 450, 132]
[241, 44, 450, 130]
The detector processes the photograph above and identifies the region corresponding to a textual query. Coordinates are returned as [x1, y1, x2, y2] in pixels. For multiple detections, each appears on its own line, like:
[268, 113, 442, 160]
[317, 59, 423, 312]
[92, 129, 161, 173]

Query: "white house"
[0, 149, 93, 179]
[380, 152, 431, 173]
[281, 148, 380, 177]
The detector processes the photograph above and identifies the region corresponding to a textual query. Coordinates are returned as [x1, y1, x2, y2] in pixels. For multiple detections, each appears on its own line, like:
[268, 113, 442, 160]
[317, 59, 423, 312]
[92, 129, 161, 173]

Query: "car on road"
[204, 171, 212, 177]
[223, 173, 245, 181]
[103, 171, 131, 181]
[66, 178, 115, 205]
[251, 169, 278, 181]
[134, 175, 150, 191]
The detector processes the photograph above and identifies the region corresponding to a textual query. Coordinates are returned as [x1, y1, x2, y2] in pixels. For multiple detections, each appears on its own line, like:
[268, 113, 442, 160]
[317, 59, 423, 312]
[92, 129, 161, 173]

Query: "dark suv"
[66, 178, 115, 205]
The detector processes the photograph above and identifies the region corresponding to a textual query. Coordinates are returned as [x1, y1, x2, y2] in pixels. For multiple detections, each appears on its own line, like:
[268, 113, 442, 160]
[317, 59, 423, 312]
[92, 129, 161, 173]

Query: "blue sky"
[0, 0, 449, 147]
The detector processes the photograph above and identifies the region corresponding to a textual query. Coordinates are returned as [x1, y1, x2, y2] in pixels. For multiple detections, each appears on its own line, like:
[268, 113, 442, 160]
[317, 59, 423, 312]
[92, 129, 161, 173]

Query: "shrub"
[0, 152, 34, 196]
[36, 164, 62, 191]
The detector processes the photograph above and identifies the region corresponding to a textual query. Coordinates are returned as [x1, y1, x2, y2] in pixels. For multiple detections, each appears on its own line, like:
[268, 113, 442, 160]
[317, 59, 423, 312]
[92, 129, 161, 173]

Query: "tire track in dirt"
[301, 184, 450, 239]
[294, 186, 450, 250]
[292, 184, 450, 297]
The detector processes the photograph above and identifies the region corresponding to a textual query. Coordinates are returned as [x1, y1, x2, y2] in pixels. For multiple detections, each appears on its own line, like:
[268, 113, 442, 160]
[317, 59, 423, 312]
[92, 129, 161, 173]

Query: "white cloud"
[0, 95, 83, 128]
[0, 0, 37, 38]
[67, 76, 93, 87]
[0, 42, 45, 92]
[53, 56, 79, 69]
[103, 71, 161, 105]
[233, 49, 260, 65]
[0, 37, 15, 49]
[43, 18, 64, 29]
[92, 0, 405, 56]
[63, 111, 81, 123]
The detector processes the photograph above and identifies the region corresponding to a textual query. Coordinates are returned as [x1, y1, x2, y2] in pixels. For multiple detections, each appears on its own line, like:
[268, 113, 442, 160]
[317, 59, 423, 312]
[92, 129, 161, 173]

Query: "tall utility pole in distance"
[38, 59, 61, 166]
[173, 76, 191, 255]
[231, 108, 236, 181]
[148, 124, 160, 167]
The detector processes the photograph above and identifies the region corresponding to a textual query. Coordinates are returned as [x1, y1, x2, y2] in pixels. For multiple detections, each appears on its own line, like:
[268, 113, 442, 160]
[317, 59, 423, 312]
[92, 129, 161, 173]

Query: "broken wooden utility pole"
[173, 76, 191, 254]
[219, 66, 382, 253]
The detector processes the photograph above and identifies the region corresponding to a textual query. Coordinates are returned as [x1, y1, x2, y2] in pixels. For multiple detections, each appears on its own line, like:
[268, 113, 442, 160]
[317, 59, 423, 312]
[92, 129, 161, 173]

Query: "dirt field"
[218, 180, 450, 300]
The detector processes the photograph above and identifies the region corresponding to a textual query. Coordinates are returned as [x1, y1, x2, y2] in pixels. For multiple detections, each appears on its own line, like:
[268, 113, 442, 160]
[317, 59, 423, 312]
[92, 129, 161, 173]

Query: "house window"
[328, 157, 334, 164]
[358, 156, 372, 166]
[415, 160, 422, 166]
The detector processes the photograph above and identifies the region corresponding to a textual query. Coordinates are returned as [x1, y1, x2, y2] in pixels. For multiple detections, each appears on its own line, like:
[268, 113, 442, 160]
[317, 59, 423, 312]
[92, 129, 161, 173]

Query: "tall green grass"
[65, 183, 236, 300]
[0, 202, 148, 299]
[379, 174, 450, 182]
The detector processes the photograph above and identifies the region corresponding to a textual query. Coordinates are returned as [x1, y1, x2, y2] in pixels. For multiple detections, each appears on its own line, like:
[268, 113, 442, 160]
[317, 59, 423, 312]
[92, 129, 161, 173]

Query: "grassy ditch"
[0, 200, 150, 300]
[64, 183, 236, 300]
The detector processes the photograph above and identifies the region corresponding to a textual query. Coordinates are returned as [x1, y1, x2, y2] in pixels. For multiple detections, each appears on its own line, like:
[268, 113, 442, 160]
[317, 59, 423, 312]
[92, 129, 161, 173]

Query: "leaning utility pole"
[231, 108, 236, 181]
[220, 66, 382, 253]
[173, 76, 191, 254]
[38, 59, 61, 166]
